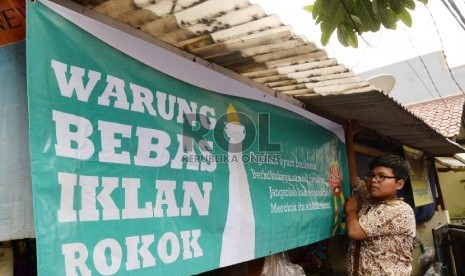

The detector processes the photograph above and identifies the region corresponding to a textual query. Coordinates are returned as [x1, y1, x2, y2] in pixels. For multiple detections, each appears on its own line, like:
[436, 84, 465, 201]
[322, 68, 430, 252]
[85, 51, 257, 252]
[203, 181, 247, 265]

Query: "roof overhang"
[299, 90, 465, 157]
[436, 154, 465, 172]
[436, 157, 465, 170]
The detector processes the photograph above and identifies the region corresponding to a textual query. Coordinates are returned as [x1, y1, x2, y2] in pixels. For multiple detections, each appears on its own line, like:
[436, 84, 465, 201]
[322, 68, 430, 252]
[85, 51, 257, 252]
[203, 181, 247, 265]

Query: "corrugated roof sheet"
[73, 0, 374, 97]
[298, 91, 464, 156]
[68, 0, 465, 156]
[405, 93, 465, 139]
[436, 156, 465, 170]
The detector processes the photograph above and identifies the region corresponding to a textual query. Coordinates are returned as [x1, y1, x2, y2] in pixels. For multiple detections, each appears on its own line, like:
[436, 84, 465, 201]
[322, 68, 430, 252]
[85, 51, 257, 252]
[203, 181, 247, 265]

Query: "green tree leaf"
[337, 25, 350, 47]
[346, 26, 359, 47]
[372, 0, 379, 14]
[398, 8, 412, 26]
[389, 0, 404, 13]
[337, 24, 359, 47]
[404, 0, 416, 10]
[350, 15, 363, 26]
[303, 5, 313, 13]
[311, 0, 324, 20]
[378, 1, 398, 29]
[321, 29, 332, 46]
[303, 0, 427, 47]
[319, 0, 346, 45]
[347, 0, 380, 32]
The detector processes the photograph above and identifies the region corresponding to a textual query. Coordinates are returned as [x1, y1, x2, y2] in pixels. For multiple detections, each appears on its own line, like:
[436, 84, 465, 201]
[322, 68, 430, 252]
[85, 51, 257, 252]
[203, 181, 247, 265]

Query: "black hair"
[369, 154, 410, 180]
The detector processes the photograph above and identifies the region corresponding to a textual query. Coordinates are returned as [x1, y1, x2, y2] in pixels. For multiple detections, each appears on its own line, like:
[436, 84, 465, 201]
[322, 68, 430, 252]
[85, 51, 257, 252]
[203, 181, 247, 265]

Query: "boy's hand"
[344, 196, 359, 214]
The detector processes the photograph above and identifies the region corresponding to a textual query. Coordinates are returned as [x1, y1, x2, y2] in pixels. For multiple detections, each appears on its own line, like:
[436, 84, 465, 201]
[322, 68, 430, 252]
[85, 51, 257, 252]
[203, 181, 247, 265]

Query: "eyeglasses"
[364, 174, 397, 182]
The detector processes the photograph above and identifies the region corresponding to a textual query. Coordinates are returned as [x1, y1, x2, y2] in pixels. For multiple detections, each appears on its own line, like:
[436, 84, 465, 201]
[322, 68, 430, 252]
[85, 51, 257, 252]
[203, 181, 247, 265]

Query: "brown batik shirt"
[346, 179, 416, 276]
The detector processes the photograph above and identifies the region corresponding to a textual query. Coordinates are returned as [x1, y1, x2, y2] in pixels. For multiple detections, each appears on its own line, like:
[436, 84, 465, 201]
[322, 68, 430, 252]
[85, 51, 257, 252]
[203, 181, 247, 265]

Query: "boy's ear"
[396, 179, 405, 190]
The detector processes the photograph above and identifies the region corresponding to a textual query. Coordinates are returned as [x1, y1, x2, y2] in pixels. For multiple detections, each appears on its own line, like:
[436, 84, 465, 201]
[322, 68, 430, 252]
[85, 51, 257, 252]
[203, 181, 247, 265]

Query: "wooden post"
[345, 120, 360, 188]
[429, 158, 446, 210]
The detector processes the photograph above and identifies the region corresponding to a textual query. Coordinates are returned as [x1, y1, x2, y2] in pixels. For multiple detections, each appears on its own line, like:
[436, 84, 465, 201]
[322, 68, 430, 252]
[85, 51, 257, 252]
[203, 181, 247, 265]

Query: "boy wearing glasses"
[344, 155, 416, 275]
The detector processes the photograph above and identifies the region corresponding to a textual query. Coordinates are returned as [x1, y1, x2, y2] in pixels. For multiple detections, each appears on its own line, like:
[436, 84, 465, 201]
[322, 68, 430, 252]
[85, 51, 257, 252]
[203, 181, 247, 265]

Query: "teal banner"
[27, 1, 349, 275]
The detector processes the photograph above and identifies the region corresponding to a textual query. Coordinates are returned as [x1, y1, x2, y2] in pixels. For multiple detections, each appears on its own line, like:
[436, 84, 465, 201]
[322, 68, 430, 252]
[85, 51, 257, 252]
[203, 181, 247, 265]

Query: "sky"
[250, 0, 465, 73]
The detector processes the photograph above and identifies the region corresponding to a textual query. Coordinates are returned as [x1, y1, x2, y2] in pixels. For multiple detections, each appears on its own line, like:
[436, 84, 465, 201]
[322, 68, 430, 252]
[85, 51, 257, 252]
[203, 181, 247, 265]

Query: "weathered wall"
[437, 170, 465, 218]
[0, 41, 35, 241]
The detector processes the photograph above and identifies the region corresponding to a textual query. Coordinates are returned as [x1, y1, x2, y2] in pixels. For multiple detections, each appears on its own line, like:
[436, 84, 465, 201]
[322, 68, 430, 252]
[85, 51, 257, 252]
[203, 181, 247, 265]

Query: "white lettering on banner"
[97, 75, 130, 110]
[51, 60, 101, 102]
[52, 110, 95, 160]
[133, 127, 171, 167]
[98, 121, 132, 164]
[62, 230, 203, 275]
[49, 58, 217, 275]
[126, 235, 156, 270]
[155, 91, 176, 120]
[171, 135, 199, 171]
[94, 239, 122, 274]
[130, 83, 158, 116]
[52, 110, 216, 171]
[50, 59, 217, 130]
[57, 172, 212, 222]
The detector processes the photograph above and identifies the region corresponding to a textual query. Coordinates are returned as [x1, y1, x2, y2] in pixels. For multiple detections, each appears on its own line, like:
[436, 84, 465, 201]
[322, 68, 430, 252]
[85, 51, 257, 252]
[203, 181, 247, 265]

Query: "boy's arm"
[345, 196, 368, 240]
[352, 177, 370, 207]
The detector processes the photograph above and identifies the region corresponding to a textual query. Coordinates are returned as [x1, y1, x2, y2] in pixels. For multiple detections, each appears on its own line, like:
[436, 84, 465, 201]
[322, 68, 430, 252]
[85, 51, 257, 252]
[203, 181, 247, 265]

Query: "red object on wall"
[0, 0, 26, 46]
